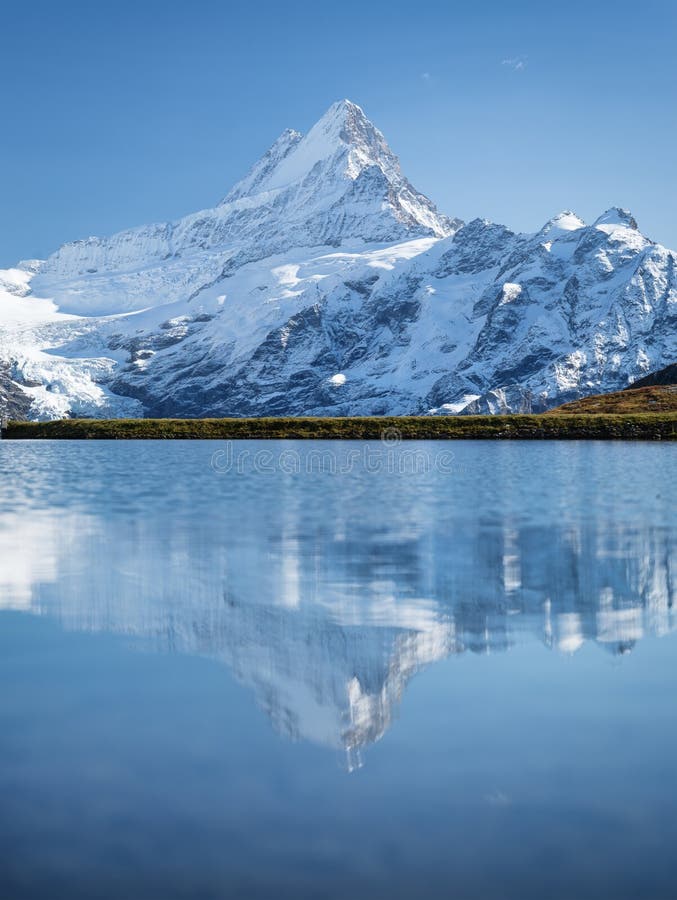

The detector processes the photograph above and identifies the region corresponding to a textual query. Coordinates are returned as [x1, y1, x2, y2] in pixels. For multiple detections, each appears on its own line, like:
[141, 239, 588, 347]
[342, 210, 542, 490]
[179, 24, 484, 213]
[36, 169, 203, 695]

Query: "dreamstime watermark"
[210, 428, 463, 476]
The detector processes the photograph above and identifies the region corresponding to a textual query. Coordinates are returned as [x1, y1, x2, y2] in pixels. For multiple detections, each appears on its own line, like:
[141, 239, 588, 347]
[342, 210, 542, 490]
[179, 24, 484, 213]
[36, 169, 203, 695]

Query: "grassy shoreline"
[2, 414, 676, 441]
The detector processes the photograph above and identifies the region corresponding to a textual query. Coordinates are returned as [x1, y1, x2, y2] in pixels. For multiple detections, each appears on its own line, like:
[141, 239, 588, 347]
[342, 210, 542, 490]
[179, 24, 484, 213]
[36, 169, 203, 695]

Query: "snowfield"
[1, 100, 675, 420]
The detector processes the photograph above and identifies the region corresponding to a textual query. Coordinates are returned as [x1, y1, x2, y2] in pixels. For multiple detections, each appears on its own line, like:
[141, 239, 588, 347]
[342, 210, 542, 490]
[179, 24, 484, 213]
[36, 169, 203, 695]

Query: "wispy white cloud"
[502, 57, 527, 71]
[421, 72, 432, 82]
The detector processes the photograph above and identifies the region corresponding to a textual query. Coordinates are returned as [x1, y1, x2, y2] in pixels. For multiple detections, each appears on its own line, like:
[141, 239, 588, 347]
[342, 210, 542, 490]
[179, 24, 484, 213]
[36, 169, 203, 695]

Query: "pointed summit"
[314, 98, 365, 131]
[539, 211, 586, 235]
[220, 99, 460, 239]
[306, 99, 398, 177]
[593, 207, 638, 230]
[225, 99, 398, 199]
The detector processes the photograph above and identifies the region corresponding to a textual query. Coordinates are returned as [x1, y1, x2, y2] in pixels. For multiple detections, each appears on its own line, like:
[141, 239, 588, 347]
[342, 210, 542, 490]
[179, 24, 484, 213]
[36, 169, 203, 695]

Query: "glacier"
[0, 99, 675, 420]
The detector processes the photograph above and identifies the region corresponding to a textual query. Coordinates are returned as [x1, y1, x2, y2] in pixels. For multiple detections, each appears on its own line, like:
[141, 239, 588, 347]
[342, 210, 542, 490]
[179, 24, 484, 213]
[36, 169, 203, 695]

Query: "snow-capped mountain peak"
[220, 98, 457, 239]
[302, 98, 401, 181]
[0, 102, 674, 421]
[226, 100, 402, 201]
[593, 207, 639, 231]
[539, 210, 586, 236]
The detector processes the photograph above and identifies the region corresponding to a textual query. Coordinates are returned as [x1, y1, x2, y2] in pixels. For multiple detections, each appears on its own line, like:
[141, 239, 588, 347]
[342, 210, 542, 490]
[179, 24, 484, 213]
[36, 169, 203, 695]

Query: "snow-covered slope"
[0, 100, 675, 419]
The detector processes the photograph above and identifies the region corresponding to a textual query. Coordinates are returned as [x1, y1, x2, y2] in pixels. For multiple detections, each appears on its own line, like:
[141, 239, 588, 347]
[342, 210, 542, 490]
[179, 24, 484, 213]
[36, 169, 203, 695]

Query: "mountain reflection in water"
[0, 440, 673, 769]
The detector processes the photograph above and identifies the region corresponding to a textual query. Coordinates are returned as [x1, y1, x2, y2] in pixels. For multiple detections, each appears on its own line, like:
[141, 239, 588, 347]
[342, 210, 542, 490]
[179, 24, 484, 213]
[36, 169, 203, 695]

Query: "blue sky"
[1, 0, 675, 265]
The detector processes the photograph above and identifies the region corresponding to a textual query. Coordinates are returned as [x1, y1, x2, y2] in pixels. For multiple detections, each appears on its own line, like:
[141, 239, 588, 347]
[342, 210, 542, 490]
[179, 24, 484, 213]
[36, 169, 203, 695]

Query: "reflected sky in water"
[0, 440, 676, 899]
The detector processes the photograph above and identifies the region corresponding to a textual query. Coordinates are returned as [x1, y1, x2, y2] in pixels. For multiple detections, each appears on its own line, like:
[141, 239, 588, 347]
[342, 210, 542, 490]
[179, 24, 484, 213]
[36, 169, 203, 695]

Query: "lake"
[1, 439, 676, 899]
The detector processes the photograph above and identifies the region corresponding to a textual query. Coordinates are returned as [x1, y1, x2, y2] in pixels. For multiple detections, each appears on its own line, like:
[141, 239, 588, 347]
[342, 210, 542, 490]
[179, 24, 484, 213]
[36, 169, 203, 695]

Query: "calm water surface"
[0, 439, 676, 899]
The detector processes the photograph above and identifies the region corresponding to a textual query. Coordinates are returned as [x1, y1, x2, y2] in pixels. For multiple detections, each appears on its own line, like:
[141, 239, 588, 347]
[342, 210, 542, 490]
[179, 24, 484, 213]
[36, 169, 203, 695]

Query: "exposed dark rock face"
[0, 365, 34, 421]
